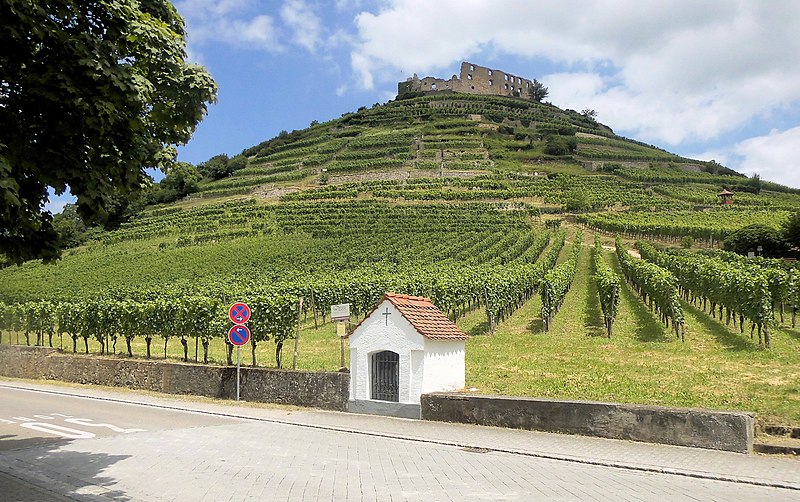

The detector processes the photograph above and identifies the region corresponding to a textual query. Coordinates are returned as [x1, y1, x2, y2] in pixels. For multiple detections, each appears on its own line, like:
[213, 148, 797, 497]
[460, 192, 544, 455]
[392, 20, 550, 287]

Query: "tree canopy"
[528, 79, 549, 102]
[0, 0, 217, 264]
[782, 211, 800, 251]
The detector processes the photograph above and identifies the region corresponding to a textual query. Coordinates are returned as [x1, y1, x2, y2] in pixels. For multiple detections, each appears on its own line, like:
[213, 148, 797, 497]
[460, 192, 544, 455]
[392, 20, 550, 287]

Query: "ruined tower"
[398, 62, 535, 99]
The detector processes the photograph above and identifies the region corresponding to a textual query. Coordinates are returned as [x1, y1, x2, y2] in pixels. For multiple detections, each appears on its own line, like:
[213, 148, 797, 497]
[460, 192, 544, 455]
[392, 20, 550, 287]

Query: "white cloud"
[349, 0, 800, 150]
[176, 0, 282, 51]
[281, 0, 323, 51]
[731, 128, 800, 188]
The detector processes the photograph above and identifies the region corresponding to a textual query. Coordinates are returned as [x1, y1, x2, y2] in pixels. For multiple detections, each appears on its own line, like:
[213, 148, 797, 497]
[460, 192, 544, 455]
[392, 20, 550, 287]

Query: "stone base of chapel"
[348, 399, 421, 419]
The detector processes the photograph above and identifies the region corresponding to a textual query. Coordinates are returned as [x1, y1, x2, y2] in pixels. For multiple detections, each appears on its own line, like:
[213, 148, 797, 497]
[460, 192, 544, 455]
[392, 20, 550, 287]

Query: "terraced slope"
[1, 91, 799, 425]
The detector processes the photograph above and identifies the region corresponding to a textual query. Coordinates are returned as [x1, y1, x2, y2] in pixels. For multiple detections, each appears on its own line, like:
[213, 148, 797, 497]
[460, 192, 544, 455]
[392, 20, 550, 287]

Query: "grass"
[461, 233, 800, 426]
[3, 229, 799, 426]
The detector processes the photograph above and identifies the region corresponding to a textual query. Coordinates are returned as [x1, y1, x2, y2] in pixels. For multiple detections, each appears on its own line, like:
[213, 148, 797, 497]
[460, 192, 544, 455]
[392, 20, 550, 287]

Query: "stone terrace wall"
[422, 393, 755, 453]
[0, 345, 349, 411]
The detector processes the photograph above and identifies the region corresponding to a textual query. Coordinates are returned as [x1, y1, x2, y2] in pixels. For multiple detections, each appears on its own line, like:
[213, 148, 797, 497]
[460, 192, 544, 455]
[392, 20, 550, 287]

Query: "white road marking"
[19, 423, 96, 439]
[63, 418, 145, 434]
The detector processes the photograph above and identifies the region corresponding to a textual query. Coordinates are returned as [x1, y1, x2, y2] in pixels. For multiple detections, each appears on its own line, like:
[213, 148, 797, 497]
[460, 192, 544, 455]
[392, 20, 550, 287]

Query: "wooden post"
[311, 291, 318, 330]
[337, 321, 346, 370]
[484, 286, 495, 335]
[292, 297, 304, 370]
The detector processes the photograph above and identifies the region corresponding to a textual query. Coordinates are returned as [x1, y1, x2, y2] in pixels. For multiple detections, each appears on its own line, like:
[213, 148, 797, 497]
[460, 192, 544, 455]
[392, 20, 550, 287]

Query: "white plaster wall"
[420, 340, 466, 396]
[348, 300, 424, 404]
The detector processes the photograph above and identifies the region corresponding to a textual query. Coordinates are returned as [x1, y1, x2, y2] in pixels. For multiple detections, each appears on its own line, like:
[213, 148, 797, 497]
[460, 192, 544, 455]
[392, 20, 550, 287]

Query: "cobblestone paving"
[2, 381, 799, 501]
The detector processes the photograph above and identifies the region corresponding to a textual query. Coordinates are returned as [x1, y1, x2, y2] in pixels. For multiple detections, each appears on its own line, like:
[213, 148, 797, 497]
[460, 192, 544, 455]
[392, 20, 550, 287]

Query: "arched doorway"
[371, 350, 399, 402]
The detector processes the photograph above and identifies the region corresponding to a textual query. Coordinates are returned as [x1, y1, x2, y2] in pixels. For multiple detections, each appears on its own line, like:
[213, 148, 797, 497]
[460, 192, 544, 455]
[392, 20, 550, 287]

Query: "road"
[1, 380, 799, 501]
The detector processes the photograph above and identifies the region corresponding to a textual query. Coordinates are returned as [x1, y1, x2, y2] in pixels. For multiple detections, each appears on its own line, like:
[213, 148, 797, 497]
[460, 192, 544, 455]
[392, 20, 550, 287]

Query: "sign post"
[228, 304, 251, 402]
[331, 304, 350, 371]
[337, 322, 347, 371]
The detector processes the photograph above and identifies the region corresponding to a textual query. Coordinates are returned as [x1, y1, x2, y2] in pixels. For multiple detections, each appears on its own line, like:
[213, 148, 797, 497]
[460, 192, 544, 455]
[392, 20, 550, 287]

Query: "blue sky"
[46, 0, 800, 212]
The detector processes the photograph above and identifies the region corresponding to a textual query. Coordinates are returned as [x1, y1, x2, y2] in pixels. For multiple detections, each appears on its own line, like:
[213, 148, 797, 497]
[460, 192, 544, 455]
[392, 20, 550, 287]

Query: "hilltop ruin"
[398, 62, 536, 99]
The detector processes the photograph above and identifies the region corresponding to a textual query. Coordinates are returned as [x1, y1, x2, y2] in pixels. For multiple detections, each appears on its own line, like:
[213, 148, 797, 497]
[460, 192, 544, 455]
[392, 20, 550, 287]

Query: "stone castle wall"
[399, 62, 535, 99]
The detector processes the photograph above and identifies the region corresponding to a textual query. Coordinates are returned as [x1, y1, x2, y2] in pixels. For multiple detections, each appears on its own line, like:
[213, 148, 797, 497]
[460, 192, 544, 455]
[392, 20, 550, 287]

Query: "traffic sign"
[229, 302, 251, 324]
[228, 325, 251, 346]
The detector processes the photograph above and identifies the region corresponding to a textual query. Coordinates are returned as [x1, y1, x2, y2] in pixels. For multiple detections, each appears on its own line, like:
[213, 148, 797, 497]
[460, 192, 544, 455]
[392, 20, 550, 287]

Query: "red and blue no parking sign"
[228, 302, 251, 324]
[228, 325, 251, 346]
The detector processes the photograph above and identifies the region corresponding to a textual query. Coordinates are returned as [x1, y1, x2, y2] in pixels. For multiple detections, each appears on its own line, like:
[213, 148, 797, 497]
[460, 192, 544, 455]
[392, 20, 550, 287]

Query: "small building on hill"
[718, 189, 734, 205]
[347, 293, 468, 418]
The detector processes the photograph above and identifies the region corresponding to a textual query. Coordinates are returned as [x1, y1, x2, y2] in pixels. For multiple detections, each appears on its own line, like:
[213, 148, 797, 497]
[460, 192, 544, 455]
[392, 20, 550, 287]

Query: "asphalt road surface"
[1, 381, 798, 501]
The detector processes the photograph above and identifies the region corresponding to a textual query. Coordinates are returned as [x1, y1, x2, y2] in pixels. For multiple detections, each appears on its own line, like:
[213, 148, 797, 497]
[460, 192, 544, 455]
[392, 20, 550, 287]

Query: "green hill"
[1, 92, 799, 426]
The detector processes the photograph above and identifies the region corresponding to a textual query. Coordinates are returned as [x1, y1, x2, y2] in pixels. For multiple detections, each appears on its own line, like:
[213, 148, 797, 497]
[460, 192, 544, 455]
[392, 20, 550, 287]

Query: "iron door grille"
[371, 350, 400, 402]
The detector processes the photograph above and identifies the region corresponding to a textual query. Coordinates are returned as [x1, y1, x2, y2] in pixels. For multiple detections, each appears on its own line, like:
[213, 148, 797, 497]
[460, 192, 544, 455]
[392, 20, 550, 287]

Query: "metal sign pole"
[236, 345, 241, 401]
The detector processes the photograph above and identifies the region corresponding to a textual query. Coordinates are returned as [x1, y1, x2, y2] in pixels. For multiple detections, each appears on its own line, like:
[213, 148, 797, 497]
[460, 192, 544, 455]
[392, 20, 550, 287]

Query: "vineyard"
[1, 91, 800, 425]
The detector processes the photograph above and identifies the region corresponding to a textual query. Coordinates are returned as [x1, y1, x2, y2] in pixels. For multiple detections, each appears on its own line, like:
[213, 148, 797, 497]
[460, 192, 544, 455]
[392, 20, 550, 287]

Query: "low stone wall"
[422, 393, 754, 453]
[0, 345, 349, 411]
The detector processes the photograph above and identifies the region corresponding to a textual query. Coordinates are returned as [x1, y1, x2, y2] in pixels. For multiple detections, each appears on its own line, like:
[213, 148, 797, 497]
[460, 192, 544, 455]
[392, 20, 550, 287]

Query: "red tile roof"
[352, 293, 469, 341]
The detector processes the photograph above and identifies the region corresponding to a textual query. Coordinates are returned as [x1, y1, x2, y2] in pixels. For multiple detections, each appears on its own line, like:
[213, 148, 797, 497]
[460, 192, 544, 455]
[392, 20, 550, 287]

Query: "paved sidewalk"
[2, 380, 799, 501]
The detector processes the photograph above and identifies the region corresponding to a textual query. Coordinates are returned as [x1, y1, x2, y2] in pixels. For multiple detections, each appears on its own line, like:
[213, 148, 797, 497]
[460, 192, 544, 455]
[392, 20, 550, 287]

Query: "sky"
[45, 0, 800, 212]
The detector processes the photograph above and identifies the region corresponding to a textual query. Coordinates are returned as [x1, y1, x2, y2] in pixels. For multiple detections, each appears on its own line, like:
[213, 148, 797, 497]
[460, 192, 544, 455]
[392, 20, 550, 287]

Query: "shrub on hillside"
[545, 135, 577, 155]
[723, 224, 787, 257]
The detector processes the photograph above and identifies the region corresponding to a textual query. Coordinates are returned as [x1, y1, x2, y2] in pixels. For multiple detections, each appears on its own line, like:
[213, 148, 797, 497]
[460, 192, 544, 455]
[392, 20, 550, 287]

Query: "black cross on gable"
[382, 307, 391, 326]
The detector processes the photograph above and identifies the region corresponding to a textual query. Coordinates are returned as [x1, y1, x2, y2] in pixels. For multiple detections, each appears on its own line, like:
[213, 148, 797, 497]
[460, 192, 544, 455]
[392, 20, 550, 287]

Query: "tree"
[52, 204, 89, 249]
[0, 0, 218, 264]
[581, 108, 598, 122]
[563, 189, 592, 212]
[161, 162, 202, 198]
[528, 79, 548, 102]
[544, 135, 578, 155]
[782, 211, 800, 250]
[743, 173, 762, 194]
[198, 154, 230, 180]
[723, 224, 787, 257]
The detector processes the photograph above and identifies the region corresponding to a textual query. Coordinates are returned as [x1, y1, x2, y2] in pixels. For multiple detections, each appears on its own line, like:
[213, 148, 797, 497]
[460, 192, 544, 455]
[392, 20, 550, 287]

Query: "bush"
[545, 135, 578, 155]
[680, 236, 694, 249]
[723, 224, 787, 257]
[781, 211, 800, 250]
[600, 163, 622, 172]
[563, 190, 592, 212]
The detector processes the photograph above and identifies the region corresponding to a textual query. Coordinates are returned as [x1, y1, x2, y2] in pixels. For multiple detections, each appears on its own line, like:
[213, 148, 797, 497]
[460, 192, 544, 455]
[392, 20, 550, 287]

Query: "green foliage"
[540, 232, 582, 332]
[162, 162, 202, 196]
[0, 0, 217, 263]
[592, 238, 620, 337]
[616, 238, 685, 340]
[782, 211, 800, 250]
[581, 109, 598, 122]
[637, 241, 774, 347]
[52, 205, 89, 249]
[544, 135, 577, 155]
[197, 154, 248, 181]
[563, 189, 592, 212]
[579, 209, 789, 242]
[528, 79, 549, 102]
[742, 173, 763, 194]
[723, 224, 787, 257]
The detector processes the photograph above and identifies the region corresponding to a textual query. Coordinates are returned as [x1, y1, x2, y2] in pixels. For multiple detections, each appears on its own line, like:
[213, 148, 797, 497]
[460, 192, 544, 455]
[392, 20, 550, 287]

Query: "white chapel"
[347, 293, 468, 418]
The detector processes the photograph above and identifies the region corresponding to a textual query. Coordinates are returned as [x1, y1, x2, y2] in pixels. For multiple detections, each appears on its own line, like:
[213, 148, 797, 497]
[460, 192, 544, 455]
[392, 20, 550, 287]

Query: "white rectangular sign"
[330, 303, 350, 321]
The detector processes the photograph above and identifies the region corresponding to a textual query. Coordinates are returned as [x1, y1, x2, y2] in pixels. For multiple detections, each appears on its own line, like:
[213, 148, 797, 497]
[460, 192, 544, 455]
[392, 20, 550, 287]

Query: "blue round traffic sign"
[229, 302, 251, 324]
[228, 325, 251, 346]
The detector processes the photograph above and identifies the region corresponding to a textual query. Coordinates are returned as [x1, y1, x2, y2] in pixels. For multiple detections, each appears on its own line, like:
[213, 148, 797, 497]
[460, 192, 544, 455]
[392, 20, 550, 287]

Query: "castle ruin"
[398, 62, 535, 99]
